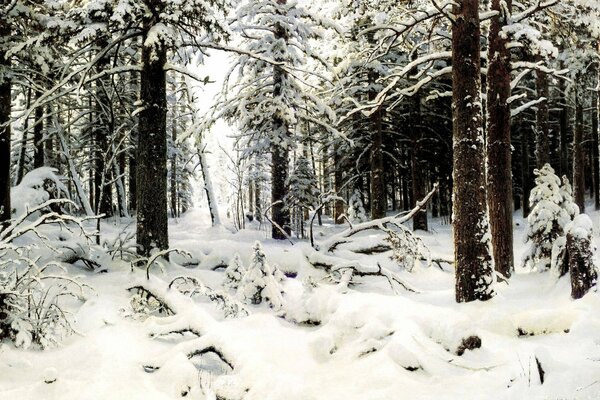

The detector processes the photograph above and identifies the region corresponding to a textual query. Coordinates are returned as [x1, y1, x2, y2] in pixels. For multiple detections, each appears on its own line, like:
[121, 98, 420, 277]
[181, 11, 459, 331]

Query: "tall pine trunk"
[0, 18, 11, 226]
[410, 91, 427, 231]
[369, 72, 385, 220]
[452, 0, 494, 303]
[136, 26, 169, 256]
[573, 84, 585, 213]
[270, 20, 291, 239]
[535, 57, 550, 169]
[486, 0, 514, 278]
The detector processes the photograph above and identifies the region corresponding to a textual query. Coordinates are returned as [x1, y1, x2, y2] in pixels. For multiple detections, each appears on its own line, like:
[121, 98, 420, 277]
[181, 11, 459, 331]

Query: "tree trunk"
[270, 21, 291, 239]
[16, 87, 31, 184]
[199, 147, 221, 226]
[452, 0, 495, 303]
[333, 145, 345, 223]
[573, 85, 585, 213]
[136, 25, 169, 256]
[0, 17, 11, 226]
[520, 122, 532, 217]
[170, 111, 178, 218]
[33, 93, 44, 169]
[485, 0, 514, 278]
[410, 92, 427, 231]
[535, 56, 549, 169]
[559, 60, 570, 178]
[369, 76, 386, 220]
[593, 77, 599, 210]
[567, 227, 597, 300]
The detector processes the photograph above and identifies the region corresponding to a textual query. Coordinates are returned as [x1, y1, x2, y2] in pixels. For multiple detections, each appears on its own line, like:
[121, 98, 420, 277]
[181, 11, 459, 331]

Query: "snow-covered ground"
[1, 207, 600, 400]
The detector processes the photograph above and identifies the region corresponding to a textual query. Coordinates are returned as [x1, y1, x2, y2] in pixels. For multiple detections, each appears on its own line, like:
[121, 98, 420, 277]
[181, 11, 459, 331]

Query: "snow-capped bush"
[0, 259, 87, 349]
[524, 164, 578, 272]
[11, 167, 69, 218]
[347, 189, 366, 223]
[237, 242, 283, 309]
[223, 253, 245, 289]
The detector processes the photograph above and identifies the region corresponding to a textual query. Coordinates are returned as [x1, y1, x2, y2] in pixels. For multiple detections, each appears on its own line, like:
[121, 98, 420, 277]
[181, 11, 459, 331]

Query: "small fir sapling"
[223, 253, 245, 289]
[524, 164, 578, 272]
[237, 242, 283, 309]
[347, 190, 367, 224]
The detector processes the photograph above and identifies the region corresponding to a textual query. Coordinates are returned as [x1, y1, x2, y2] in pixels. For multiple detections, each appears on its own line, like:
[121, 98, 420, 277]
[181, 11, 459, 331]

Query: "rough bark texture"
[369, 73, 386, 220]
[486, 0, 514, 278]
[136, 21, 169, 256]
[573, 86, 585, 213]
[170, 112, 178, 218]
[452, 0, 495, 303]
[567, 232, 597, 300]
[558, 60, 569, 178]
[270, 21, 291, 240]
[535, 57, 549, 169]
[0, 17, 11, 225]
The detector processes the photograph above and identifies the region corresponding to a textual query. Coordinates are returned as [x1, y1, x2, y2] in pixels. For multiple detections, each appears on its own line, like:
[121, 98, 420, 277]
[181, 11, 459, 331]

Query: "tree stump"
[566, 215, 597, 299]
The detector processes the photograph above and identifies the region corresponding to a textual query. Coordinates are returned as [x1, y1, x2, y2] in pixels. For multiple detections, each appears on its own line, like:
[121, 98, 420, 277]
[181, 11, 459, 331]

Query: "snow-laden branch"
[512, 0, 559, 22]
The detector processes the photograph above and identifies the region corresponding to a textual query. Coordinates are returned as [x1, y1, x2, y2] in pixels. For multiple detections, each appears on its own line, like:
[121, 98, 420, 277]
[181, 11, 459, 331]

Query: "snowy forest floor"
[1, 207, 600, 400]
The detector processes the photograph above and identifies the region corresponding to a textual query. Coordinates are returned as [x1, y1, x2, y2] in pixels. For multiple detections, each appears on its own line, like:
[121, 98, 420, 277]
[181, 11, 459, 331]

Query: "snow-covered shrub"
[524, 164, 578, 272]
[237, 242, 283, 309]
[223, 253, 245, 289]
[0, 259, 87, 349]
[384, 225, 430, 271]
[11, 167, 68, 218]
[347, 189, 366, 224]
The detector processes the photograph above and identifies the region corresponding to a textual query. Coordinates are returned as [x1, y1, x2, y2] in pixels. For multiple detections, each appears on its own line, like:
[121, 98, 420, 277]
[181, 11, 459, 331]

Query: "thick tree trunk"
[0, 18, 11, 226]
[452, 0, 495, 303]
[535, 56, 550, 169]
[485, 0, 514, 278]
[270, 36, 291, 238]
[567, 228, 597, 300]
[136, 28, 169, 256]
[573, 85, 585, 213]
[199, 147, 221, 226]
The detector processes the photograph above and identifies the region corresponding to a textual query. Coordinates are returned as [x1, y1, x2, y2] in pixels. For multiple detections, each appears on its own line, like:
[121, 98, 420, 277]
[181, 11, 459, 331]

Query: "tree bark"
[559, 60, 570, 178]
[535, 56, 549, 169]
[333, 144, 345, 223]
[485, 0, 514, 278]
[136, 22, 169, 256]
[452, 0, 495, 303]
[33, 93, 44, 169]
[270, 19, 291, 239]
[567, 230, 597, 300]
[369, 74, 386, 220]
[0, 17, 11, 226]
[16, 87, 31, 184]
[593, 65, 599, 210]
[410, 91, 427, 231]
[573, 84, 585, 213]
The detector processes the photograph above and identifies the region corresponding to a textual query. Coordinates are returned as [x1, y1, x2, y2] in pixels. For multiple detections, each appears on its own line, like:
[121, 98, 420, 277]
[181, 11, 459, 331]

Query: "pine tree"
[237, 242, 283, 309]
[224, 254, 246, 290]
[347, 189, 366, 224]
[452, 0, 495, 302]
[524, 164, 578, 272]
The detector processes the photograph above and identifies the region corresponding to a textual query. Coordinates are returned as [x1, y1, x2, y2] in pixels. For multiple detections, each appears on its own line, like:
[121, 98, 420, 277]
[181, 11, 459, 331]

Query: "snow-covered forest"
[1, 0, 600, 398]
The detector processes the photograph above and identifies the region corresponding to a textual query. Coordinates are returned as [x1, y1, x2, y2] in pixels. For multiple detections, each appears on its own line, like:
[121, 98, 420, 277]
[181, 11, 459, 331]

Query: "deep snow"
[1, 207, 600, 400]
